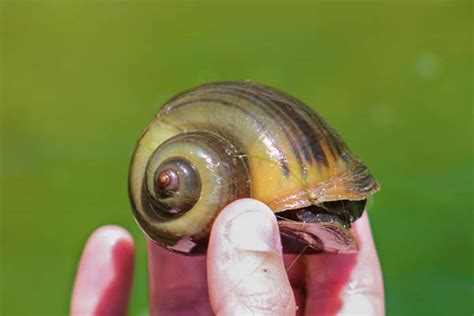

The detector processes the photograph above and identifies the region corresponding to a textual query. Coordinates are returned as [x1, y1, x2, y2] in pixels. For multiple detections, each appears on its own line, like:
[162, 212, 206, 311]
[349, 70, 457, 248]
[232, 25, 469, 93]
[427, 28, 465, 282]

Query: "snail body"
[129, 81, 379, 254]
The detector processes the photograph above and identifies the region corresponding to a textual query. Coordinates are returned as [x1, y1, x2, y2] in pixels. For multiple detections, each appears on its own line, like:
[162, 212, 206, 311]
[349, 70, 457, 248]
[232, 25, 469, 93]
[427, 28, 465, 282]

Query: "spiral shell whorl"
[131, 130, 250, 253]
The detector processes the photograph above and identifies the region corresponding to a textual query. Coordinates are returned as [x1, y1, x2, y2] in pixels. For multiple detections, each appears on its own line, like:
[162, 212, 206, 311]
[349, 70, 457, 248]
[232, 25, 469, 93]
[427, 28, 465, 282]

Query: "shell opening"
[276, 199, 366, 226]
[276, 199, 366, 254]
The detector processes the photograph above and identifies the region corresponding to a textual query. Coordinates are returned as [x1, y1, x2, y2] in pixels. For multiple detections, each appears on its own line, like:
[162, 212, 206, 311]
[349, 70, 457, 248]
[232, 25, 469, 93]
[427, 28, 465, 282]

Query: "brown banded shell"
[129, 81, 379, 255]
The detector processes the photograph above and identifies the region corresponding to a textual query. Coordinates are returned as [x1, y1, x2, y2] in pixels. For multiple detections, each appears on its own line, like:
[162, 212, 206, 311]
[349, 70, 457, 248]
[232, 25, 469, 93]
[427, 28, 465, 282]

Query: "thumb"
[207, 199, 296, 316]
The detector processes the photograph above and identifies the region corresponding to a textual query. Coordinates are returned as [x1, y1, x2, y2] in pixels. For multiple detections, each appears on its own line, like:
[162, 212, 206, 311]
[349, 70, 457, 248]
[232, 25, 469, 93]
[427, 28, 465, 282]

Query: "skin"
[71, 198, 384, 315]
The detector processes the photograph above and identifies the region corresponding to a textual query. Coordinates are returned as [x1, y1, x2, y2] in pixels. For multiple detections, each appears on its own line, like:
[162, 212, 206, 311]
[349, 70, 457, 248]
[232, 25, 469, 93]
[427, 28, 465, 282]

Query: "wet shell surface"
[129, 81, 379, 255]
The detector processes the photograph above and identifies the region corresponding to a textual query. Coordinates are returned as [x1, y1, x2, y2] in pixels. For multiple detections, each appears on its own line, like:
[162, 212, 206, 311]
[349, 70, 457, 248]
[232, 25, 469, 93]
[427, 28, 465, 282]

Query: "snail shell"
[129, 81, 379, 255]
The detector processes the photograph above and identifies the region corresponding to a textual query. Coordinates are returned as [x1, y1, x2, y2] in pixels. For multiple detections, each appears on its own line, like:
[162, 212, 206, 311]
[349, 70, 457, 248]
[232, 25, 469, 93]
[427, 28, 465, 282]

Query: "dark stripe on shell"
[271, 98, 329, 166]
[235, 82, 345, 161]
[213, 84, 314, 164]
[219, 82, 330, 167]
[169, 97, 291, 176]
[276, 88, 347, 160]
[192, 85, 309, 180]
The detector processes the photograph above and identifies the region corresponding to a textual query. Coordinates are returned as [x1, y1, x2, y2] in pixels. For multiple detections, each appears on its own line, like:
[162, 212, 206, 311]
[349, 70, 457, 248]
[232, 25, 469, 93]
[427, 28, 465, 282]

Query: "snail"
[129, 81, 379, 255]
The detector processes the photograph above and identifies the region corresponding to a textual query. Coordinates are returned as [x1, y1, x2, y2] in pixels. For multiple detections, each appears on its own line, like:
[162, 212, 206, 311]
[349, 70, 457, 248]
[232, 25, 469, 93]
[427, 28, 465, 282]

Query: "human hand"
[70, 199, 384, 315]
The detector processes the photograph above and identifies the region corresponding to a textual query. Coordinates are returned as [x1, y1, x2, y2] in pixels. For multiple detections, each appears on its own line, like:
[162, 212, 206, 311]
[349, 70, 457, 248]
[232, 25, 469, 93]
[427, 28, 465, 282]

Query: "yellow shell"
[129, 81, 379, 254]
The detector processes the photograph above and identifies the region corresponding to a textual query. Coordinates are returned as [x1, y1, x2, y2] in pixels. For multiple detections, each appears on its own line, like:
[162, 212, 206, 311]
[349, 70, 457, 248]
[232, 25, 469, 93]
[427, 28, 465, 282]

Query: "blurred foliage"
[0, 1, 472, 315]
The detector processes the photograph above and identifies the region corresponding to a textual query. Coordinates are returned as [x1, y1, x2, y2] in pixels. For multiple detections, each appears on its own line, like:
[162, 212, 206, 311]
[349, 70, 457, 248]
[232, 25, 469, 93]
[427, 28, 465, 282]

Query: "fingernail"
[227, 208, 281, 253]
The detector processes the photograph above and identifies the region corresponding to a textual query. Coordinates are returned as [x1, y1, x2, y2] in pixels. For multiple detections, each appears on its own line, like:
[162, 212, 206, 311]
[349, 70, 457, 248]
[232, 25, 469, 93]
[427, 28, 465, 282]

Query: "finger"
[284, 255, 306, 316]
[305, 212, 384, 315]
[147, 240, 212, 316]
[207, 198, 296, 316]
[70, 225, 135, 316]
[337, 212, 384, 315]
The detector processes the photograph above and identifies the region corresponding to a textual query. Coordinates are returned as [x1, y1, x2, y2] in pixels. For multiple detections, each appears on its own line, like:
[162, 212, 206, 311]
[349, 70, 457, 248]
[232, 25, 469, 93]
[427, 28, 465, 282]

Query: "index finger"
[305, 212, 385, 315]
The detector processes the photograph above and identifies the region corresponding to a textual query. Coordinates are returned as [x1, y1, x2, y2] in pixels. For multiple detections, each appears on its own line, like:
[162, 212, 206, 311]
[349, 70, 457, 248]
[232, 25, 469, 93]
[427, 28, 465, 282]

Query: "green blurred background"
[1, 1, 472, 315]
